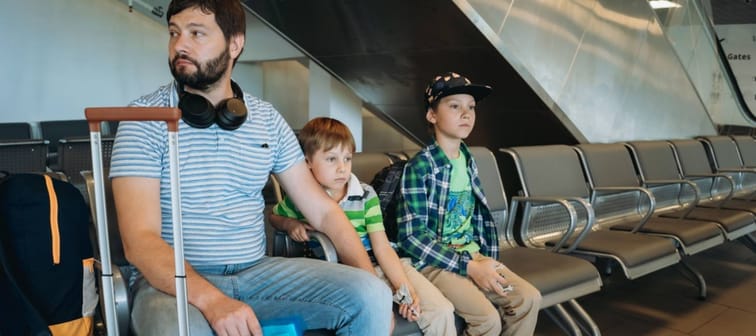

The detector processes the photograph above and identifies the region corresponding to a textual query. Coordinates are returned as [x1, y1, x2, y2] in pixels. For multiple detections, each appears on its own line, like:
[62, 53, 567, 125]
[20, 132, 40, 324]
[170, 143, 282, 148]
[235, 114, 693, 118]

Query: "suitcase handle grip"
[85, 107, 182, 132]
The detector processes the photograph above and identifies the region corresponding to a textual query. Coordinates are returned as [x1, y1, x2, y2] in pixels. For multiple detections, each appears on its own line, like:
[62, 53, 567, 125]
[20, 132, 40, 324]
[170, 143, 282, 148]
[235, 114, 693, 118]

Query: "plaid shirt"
[397, 141, 499, 276]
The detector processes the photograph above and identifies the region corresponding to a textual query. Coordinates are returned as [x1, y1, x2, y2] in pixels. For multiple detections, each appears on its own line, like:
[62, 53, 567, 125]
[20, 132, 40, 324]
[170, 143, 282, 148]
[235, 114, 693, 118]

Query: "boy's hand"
[394, 284, 421, 321]
[402, 290, 421, 322]
[467, 256, 510, 296]
[287, 222, 314, 242]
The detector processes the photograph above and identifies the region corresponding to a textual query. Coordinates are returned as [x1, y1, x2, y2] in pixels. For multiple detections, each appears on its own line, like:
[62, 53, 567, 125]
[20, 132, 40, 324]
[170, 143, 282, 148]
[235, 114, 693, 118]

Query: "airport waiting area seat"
[669, 139, 756, 214]
[0, 139, 49, 174]
[83, 171, 132, 336]
[626, 140, 756, 244]
[58, 137, 115, 199]
[628, 139, 756, 251]
[731, 135, 756, 168]
[0, 122, 33, 140]
[351, 151, 395, 183]
[698, 136, 756, 199]
[470, 146, 602, 336]
[39, 119, 90, 146]
[574, 143, 725, 298]
[502, 145, 681, 281]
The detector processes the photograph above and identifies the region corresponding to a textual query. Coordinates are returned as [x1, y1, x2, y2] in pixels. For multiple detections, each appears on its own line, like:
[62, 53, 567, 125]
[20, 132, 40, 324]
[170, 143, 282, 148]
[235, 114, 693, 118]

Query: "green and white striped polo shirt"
[273, 173, 384, 251]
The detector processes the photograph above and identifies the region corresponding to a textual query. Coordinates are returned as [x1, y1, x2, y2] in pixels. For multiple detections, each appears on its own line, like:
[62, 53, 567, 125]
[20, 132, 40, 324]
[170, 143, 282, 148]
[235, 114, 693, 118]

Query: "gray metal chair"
[471, 146, 602, 336]
[351, 151, 394, 183]
[0, 139, 49, 174]
[82, 171, 131, 336]
[502, 145, 680, 281]
[58, 137, 115, 199]
[669, 139, 756, 212]
[575, 143, 725, 298]
[698, 136, 756, 199]
[0, 122, 32, 140]
[627, 140, 755, 243]
[731, 135, 756, 168]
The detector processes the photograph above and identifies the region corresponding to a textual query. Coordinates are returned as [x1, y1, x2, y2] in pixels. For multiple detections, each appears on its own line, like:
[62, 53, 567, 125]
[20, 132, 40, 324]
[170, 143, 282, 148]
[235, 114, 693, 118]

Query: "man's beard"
[170, 47, 230, 90]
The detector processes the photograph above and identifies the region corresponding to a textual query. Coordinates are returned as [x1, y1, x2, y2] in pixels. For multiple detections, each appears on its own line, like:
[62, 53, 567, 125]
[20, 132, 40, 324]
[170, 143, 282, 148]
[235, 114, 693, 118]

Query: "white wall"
[0, 0, 169, 123]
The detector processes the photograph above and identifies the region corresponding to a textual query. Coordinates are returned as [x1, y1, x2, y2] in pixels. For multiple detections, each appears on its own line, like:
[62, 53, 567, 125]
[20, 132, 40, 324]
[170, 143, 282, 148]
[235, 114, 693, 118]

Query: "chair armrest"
[272, 230, 339, 263]
[643, 179, 700, 218]
[716, 168, 756, 174]
[307, 231, 339, 263]
[683, 173, 736, 206]
[509, 196, 595, 254]
[93, 261, 130, 336]
[591, 186, 655, 233]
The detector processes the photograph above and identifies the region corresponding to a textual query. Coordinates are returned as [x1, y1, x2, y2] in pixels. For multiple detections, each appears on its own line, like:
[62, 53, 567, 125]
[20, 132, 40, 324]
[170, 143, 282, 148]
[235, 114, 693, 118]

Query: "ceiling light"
[649, 0, 682, 9]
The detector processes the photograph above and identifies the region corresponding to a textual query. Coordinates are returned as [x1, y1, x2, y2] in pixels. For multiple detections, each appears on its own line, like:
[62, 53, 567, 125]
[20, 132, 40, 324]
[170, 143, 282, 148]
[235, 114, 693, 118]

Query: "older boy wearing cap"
[397, 72, 541, 335]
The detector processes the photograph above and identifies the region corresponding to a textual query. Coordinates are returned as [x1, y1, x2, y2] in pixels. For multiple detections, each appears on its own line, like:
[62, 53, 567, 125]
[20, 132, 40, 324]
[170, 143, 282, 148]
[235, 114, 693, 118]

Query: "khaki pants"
[420, 264, 541, 336]
[375, 258, 457, 336]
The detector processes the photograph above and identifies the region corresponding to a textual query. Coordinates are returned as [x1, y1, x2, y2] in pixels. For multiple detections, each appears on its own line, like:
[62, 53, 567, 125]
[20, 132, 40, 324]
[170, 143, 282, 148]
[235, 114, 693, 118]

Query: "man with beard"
[108, 1, 392, 335]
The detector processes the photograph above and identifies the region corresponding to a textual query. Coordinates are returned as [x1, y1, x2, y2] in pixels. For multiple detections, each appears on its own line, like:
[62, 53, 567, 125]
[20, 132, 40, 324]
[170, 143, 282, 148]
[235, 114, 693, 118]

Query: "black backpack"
[0, 173, 97, 336]
[369, 160, 407, 243]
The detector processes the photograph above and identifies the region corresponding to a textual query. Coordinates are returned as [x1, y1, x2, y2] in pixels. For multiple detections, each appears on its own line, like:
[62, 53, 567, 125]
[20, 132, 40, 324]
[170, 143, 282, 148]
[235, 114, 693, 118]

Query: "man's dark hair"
[167, 0, 246, 46]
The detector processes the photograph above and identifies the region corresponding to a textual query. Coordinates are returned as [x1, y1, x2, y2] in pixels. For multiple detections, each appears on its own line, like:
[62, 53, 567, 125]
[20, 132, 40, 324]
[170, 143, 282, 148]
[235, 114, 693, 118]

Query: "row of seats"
[0, 120, 118, 141]
[271, 148, 602, 335]
[80, 136, 755, 335]
[272, 136, 756, 335]
[0, 136, 115, 199]
[0, 120, 118, 182]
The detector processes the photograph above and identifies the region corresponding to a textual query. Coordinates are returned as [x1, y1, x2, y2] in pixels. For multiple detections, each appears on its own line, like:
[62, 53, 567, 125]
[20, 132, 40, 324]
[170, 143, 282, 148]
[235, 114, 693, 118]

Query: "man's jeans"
[130, 256, 392, 335]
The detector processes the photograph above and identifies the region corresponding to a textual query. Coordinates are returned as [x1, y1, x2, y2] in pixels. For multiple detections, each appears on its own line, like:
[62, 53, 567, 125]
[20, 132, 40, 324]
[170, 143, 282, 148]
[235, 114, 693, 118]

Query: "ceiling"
[243, 0, 577, 149]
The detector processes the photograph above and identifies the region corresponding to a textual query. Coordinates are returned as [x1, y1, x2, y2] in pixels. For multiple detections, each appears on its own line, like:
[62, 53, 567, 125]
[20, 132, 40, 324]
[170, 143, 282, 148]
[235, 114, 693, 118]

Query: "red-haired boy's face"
[306, 144, 354, 198]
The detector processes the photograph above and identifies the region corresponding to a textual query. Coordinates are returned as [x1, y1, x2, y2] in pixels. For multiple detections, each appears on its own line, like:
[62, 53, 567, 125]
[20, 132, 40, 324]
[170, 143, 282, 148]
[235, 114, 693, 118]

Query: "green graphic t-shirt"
[442, 151, 480, 255]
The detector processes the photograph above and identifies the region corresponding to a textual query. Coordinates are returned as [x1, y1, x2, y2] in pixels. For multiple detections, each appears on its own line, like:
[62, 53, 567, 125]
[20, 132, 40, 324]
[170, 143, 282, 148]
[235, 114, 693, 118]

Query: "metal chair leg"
[565, 299, 601, 336]
[678, 256, 707, 300]
[738, 233, 756, 253]
[543, 304, 582, 336]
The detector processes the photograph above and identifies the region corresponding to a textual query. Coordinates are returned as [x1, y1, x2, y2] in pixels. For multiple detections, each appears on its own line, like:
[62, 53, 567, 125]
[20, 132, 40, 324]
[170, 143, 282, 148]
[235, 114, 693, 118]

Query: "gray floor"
[535, 239, 756, 336]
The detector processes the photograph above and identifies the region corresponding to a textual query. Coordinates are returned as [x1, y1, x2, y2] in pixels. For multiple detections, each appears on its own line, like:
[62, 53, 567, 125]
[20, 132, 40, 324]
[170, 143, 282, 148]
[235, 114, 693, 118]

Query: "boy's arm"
[363, 191, 409, 291]
[275, 161, 375, 274]
[397, 163, 473, 276]
[269, 213, 312, 243]
[270, 198, 313, 242]
[370, 231, 421, 321]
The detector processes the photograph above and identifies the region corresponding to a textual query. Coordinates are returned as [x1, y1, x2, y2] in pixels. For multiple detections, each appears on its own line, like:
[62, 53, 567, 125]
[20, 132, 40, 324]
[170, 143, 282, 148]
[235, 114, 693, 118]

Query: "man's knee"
[348, 270, 392, 311]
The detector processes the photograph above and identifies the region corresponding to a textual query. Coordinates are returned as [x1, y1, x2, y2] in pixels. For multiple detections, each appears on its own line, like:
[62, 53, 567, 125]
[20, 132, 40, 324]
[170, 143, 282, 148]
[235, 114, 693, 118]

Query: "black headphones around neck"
[177, 80, 248, 130]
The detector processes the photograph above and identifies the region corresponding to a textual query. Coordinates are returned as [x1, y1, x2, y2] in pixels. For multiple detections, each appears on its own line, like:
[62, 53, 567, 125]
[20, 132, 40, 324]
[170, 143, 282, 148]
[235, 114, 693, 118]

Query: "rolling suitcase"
[85, 107, 190, 336]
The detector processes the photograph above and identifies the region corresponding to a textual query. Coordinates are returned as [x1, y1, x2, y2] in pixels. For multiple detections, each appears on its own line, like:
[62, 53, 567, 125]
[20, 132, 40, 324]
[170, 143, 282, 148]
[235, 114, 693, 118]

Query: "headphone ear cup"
[215, 97, 247, 130]
[179, 93, 216, 128]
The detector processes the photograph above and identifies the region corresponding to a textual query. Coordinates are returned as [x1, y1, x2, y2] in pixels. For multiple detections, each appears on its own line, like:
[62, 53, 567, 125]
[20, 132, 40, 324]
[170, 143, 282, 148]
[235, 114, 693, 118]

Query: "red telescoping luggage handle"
[84, 107, 190, 336]
[85, 107, 181, 131]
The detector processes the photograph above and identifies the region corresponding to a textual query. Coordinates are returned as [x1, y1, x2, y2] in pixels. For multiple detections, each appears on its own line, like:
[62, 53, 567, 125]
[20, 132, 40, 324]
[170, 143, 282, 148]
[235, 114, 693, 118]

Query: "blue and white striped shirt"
[110, 81, 303, 266]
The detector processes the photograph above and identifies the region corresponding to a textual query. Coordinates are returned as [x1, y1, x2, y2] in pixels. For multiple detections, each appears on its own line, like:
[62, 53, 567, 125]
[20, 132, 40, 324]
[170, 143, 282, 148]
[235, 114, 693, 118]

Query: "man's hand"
[203, 295, 262, 336]
[466, 256, 510, 297]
